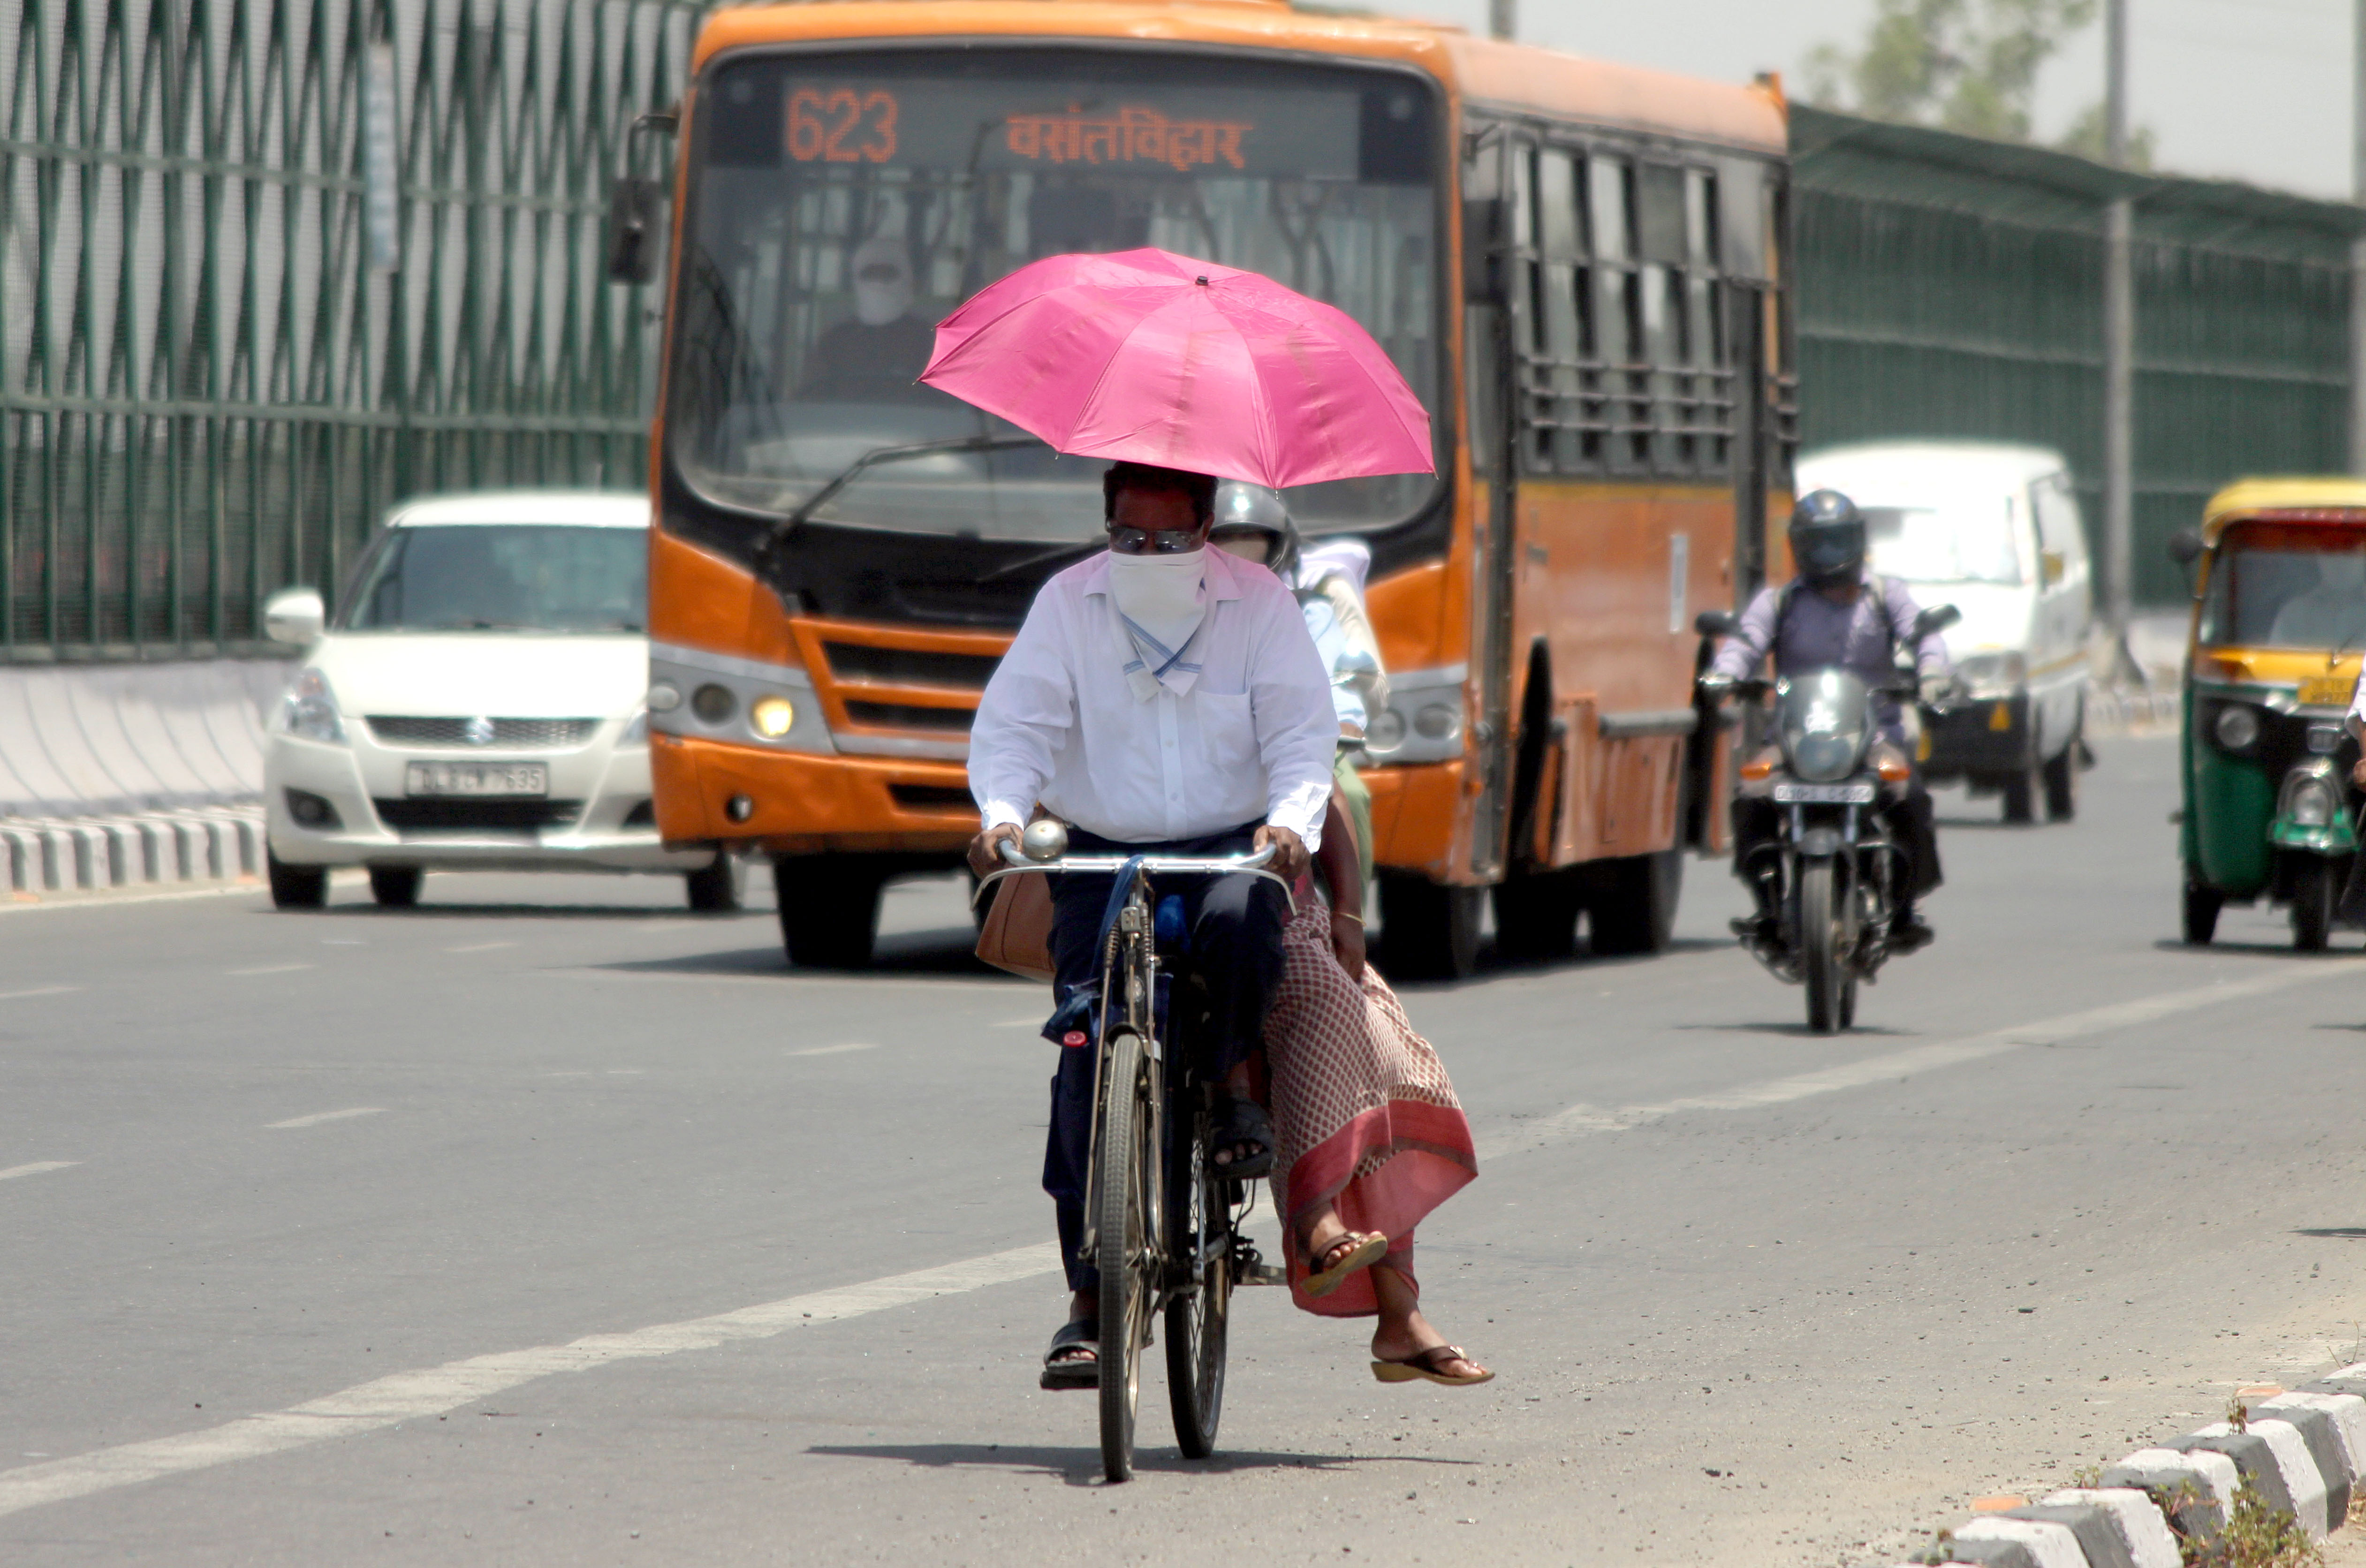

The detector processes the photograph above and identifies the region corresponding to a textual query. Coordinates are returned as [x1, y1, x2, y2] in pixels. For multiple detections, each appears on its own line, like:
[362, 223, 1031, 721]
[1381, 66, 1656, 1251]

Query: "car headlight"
[280, 668, 345, 744]
[2214, 704, 2260, 753]
[622, 706, 649, 743]
[1956, 651, 2026, 699]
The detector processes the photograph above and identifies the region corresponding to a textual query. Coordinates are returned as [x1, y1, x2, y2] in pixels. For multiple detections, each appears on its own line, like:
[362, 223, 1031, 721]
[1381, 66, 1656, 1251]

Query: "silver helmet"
[1209, 482, 1300, 582]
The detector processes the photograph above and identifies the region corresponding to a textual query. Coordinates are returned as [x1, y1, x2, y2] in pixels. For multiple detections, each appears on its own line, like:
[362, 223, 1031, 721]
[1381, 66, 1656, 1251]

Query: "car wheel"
[267, 851, 328, 910]
[368, 866, 423, 908]
[685, 852, 744, 913]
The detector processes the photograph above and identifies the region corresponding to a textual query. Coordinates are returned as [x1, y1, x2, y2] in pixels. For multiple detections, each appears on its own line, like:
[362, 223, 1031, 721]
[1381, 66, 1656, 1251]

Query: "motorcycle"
[1694, 603, 1961, 1034]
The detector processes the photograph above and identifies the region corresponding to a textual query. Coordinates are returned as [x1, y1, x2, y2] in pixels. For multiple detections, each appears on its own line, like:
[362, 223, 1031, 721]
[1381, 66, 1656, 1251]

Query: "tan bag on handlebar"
[975, 871, 1056, 983]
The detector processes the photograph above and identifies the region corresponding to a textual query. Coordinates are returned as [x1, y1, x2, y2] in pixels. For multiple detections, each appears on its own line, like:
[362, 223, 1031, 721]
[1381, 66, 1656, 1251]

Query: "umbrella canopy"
[919, 248, 1433, 491]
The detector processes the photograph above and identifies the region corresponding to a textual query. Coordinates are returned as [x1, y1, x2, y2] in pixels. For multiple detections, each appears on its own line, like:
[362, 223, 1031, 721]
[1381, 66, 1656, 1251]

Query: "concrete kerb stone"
[1891, 1366, 2366, 1566]
[0, 805, 265, 899]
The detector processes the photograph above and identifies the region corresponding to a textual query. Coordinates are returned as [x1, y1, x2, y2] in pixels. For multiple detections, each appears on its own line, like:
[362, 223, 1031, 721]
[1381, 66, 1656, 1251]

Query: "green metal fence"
[1793, 106, 2363, 607]
[0, 0, 697, 662]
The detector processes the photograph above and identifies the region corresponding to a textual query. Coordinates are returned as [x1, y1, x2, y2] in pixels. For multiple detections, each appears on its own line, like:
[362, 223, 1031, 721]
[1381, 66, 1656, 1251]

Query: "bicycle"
[976, 822, 1294, 1483]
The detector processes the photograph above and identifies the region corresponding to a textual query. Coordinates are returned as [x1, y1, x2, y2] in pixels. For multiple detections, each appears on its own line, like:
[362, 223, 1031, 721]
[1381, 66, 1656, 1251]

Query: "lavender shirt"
[1709, 573, 1951, 730]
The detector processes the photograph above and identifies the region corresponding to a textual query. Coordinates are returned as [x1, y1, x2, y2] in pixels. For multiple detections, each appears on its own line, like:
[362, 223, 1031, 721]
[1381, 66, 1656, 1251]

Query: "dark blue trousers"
[1042, 823, 1287, 1293]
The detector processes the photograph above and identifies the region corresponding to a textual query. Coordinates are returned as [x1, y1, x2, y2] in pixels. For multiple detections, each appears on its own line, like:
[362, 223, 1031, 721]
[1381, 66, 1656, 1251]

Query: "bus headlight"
[1365, 708, 1407, 754]
[751, 695, 796, 739]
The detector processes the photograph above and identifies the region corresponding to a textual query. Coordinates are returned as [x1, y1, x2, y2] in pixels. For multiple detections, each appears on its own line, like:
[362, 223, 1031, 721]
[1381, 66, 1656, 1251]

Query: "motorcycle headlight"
[1790, 730, 1863, 782]
[280, 668, 345, 745]
[2214, 703, 2260, 753]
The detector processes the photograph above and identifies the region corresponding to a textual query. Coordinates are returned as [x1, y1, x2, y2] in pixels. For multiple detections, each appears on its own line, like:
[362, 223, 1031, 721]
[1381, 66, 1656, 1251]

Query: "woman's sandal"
[1300, 1229, 1389, 1300]
[1371, 1344, 1494, 1386]
[1209, 1095, 1277, 1180]
[1039, 1318, 1098, 1391]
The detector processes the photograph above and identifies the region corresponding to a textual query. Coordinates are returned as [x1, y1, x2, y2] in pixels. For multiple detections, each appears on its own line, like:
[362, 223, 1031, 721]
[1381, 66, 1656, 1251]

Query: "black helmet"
[1789, 489, 1866, 588]
[1209, 482, 1300, 582]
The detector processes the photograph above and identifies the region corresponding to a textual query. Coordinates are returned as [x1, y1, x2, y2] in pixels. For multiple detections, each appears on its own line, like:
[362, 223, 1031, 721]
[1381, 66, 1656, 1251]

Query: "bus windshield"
[669, 47, 1441, 543]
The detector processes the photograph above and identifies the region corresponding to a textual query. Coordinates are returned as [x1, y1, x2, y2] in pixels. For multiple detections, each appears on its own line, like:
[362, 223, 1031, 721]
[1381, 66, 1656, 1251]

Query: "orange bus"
[631, 0, 1796, 978]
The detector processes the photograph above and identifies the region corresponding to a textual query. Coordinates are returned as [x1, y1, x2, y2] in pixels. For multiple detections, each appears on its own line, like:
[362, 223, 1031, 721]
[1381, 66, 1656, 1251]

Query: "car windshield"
[1860, 500, 2023, 585]
[342, 525, 647, 634]
[2199, 523, 2366, 651]
[669, 47, 1441, 543]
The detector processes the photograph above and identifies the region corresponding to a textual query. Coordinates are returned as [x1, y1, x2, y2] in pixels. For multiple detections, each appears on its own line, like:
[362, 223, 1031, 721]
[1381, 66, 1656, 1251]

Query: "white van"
[1795, 441, 2093, 823]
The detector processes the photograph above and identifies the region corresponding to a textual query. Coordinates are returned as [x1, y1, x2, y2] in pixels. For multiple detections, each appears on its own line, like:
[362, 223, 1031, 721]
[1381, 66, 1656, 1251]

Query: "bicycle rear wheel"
[1164, 1090, 1230, 1458]
[1097, 1027, 1155, 1483]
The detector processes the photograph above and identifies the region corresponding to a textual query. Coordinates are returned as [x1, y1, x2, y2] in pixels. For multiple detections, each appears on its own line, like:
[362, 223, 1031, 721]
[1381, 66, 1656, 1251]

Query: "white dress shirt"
[970, 546, 1336, 848]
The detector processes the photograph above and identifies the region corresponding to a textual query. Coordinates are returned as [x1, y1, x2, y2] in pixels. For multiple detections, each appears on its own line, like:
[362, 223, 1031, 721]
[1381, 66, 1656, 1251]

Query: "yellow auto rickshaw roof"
[2202, 477, 2366, 542]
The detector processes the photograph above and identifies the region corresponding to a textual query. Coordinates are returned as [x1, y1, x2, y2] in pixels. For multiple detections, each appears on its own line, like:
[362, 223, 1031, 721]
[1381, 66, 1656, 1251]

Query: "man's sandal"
[1371, 1345, 1494, 1386]
[1209, 1096, 1277, 1180]
[1040, 1319, 1098, 1391]
[1301, 1229, 1388, 1299]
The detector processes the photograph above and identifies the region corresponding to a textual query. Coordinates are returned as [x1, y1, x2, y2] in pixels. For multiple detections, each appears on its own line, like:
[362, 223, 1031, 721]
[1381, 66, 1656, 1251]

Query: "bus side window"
[1588, 154, 1641, 474]
[1535, 147, 1584, 473]
[1462, 118, 1510, 479]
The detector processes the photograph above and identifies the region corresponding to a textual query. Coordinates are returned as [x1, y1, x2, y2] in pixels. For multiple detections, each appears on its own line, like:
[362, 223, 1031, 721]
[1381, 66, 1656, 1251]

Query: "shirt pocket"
[1191, 689, 1258, 779]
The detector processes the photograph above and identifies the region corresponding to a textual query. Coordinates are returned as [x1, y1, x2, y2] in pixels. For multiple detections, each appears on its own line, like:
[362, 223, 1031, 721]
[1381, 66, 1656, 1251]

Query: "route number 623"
[787, 87, 898, 164]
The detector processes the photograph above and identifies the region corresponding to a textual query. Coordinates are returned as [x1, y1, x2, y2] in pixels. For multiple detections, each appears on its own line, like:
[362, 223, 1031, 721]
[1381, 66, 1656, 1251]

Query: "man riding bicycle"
[966, 461, 1338, 1390]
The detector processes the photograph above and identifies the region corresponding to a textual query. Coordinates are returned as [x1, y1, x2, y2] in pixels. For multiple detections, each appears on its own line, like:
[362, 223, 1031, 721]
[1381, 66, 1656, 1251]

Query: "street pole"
[1490, 0, 1514, 42]
[2102, 0, 2135, 647]
[2351, 0, 2366, 473]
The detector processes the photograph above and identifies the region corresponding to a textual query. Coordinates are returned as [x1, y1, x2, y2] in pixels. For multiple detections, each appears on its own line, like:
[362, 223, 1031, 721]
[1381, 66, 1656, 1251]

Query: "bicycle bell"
[1021, 819, 1069, 861]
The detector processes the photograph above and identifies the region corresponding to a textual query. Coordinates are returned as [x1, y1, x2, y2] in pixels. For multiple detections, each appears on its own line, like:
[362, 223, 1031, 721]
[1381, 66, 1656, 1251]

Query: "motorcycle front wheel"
[1800, 859, 1846, 1035]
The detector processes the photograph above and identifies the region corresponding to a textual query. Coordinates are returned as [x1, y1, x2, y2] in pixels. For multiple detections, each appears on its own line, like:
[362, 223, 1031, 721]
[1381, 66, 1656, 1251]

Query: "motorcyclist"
[1700, 489, 1954, 952]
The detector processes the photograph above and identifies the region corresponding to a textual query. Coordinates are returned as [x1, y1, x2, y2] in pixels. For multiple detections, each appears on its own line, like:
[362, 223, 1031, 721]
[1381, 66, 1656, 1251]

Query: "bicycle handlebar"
[974, 839, 1293, 911]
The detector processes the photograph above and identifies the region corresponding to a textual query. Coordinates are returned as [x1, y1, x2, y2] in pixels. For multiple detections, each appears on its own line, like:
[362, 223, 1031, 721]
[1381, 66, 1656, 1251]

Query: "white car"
[260, 491, 737, 909]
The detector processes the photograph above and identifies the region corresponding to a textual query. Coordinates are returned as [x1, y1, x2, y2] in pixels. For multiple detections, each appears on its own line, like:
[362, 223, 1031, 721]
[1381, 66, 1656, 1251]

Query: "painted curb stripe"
[1995, 1504, 2138, 1568]
[2036, 1490, 2182, 1568]
[1952, 1516, 2089, 1568]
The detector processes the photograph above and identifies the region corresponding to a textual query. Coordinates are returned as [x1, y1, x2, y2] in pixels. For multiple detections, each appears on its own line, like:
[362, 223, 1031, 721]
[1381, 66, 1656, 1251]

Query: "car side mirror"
[1911, 604, 1961, 640]
[1694, 609, 1739, 637]
[262, 587, 325, 646]
[2167, 528, 2204, 567]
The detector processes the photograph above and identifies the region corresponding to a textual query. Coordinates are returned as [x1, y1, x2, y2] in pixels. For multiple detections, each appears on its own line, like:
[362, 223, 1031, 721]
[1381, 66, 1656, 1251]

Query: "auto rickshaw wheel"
[2002, 761, 2042, 825]
[2042, 741, 2078, 822]
[2291, 858, 2336, 952]
[2182, 875, 2222, 946]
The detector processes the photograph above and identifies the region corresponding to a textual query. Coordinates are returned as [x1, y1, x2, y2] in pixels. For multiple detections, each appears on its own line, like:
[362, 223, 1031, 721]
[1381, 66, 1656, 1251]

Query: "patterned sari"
[1262, 886, 1478, 1317]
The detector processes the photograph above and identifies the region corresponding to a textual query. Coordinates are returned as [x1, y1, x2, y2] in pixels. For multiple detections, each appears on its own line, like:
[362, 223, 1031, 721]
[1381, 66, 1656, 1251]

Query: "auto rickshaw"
[2173, 477, 2366, 949]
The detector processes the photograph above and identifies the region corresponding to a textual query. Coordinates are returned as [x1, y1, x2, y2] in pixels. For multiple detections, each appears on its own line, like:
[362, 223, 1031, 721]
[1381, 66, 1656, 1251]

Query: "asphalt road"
[8, 733, 2366, 1566]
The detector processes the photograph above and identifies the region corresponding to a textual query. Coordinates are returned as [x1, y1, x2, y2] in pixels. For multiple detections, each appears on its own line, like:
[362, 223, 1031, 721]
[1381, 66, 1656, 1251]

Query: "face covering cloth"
[1106, 547, 1209, 699]
[850, 237, 915, 327]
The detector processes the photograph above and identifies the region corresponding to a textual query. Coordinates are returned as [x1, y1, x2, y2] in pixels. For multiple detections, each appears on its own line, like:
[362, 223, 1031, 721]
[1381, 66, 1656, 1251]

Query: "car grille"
[365, 716, 601, 748]
[373, 798, 584, 833]
[822, 642, 1001, 689]
[842, 700, 974, 733]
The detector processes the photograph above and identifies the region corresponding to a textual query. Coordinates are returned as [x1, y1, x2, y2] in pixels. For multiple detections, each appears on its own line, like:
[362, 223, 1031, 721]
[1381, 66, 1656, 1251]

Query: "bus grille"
[821, 643, 999, 689]
[842, 701, 974, 733]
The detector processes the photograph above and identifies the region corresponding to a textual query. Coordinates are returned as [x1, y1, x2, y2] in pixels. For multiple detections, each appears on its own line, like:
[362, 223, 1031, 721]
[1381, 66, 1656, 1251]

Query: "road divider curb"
[1893, 1370, 2366, 1566]
[0, 807, 263, 899]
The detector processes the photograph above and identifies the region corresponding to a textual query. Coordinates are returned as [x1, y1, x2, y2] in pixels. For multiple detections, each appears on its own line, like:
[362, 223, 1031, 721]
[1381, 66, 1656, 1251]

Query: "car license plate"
[2298, 674, 2355, 709]
[404, 761, 548, 798]
[1772, 780, 1876, 804]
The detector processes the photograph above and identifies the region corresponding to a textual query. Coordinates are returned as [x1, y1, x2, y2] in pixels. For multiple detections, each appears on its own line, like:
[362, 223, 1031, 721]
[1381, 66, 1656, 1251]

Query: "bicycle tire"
[1097, 1026, 1152, 1483]
[1165, 1088, 1229, 1458]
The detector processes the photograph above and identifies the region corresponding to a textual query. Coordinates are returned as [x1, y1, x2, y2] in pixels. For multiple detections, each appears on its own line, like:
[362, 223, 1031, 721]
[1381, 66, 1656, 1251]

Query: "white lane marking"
[265, 1108, 387, 1130]
[0, 1161, 77, 1182]
[0, 985, 79, 1001]
[1477, 961, 2360, 1162]
[545, 968, 1014, 993]
[785, 1043, 878, 1058]
[227, 964, 312, 977]
[0, 1242, 1059, 1521]
[446, 941, 515, 954]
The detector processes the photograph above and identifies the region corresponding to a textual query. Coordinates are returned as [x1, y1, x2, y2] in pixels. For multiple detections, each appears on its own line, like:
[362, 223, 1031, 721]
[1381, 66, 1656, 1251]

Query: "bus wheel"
[1491, 870, 1582, 962]
[773, 856, 883, 968]
[1378, 874, 1481, 980]
[1588, 846, 1683, 956]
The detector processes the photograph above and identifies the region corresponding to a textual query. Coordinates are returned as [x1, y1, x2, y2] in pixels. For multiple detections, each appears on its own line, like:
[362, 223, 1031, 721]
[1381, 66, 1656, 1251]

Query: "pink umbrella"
[918, 248, 1432, 490]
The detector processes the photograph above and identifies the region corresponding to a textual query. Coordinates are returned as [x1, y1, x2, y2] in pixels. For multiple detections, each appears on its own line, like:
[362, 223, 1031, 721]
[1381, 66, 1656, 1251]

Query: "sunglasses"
[1106, 523, 1204, 555]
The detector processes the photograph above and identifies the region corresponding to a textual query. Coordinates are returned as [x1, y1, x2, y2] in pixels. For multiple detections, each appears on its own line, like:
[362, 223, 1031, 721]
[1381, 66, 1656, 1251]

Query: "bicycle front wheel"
[1165, 1092, 1230, 1458]
[1097, 1026, 1155, 1483]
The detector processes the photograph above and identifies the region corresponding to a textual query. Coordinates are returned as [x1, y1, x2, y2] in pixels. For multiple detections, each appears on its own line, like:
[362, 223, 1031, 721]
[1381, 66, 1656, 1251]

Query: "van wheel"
[267, 852, 327, 910]
[1491, 870, 1582, 962]
[2001, 763, 2040, 825]
[1588, 846, 1684, 956]
[685, 852, 744, 912]
[774, 856, 883, 968]
[2182, 875, 2222, 945]
[368, 867, 423, 908]
[1379, 874, 1481, 980]
[2042, 740, 2078, 822]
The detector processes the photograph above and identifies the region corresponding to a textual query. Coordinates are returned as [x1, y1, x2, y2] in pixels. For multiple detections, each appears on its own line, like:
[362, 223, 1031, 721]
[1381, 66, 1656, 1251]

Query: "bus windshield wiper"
[756, 434, 1042, 564]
